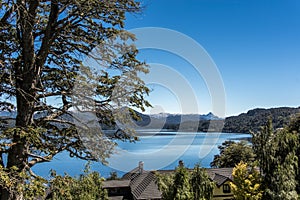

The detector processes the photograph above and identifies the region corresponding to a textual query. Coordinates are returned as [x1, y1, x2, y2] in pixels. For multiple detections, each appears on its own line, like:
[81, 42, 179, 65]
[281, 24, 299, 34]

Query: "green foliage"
[190, 164, 214, 200]
[48, 164, 108, 200]
[172, 165, 192, 200]
[210, 140, 255, 168]
[230, 161, 263, 200]
[287, 114, 300, 193]
[157, 163, 213, 200]
[156, 172, 174, 199]
[48, 171, 74, 200]
[106, 171, 120, 180]
[0, 165, 47, 200]
[0, 0, 150, 198]
[157, 164, 192, 200]
[252, 119, 299, 199]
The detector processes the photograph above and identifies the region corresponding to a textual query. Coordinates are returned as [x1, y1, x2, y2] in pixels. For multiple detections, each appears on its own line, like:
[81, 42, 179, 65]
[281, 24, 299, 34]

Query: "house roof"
[206, 168, 233, 179]
[107, 196, 125, 200]
[105, 165, 233, 200]
[103, 180, 130, 188]
[211, 173, 230, 187]
[122, 171, 162, 200]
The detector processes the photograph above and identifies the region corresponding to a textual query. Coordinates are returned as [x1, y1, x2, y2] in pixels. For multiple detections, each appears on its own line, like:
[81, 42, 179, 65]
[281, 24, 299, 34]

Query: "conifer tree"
[157, 162, 214, 200]
[252, 119, 299, 199]
[0, 1, 150, 199]
[190, 164, 214, 200]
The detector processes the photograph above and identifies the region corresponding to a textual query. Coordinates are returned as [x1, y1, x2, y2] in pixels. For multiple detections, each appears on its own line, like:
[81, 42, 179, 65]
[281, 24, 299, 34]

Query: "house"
[103, 161, 234, 200]
[103, 180, 132, 200]
[205, 168, 234, 200]
[103, 161, 162, 200]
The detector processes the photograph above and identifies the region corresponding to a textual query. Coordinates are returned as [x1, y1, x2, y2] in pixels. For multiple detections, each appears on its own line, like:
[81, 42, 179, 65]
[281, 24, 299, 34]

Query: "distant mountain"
[130, 111, 222, 131]
[132, 107, 300, 133]
[149, 112, 222, 123]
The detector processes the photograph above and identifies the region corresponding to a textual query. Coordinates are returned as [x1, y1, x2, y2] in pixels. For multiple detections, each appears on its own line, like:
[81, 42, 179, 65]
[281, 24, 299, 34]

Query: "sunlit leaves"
[230, 162, 263, 200]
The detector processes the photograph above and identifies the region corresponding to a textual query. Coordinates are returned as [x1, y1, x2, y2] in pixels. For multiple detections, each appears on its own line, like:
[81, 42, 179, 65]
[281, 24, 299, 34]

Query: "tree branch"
[28, 153, 52, 167]
[36, 0, 59, 67]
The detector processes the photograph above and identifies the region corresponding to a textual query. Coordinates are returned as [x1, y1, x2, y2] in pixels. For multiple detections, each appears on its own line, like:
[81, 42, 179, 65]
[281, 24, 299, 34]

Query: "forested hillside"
[222, 107, 300, 133]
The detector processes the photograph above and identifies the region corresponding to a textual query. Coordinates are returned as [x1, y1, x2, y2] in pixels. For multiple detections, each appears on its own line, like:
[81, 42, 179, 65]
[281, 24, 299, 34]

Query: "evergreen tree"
[286, 114, 300, 193]
[0, 0, 150, 199]
[252, 119, 299, 199]
[190, 164, 214, 200]
[157, 162, 214, 200]
[172, 164, 192, 200]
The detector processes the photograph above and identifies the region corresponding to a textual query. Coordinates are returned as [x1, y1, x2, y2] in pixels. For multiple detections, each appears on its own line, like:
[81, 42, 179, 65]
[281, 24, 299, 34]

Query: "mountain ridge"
[133, 106, 300, 133]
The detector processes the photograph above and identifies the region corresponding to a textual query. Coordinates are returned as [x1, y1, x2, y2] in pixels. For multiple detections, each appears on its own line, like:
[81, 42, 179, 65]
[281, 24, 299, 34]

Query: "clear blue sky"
[124, 0, 300, 116]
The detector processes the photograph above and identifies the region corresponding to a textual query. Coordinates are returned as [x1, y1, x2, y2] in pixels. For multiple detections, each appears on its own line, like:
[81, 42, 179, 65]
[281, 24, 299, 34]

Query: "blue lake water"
[32, 132, 251, 178]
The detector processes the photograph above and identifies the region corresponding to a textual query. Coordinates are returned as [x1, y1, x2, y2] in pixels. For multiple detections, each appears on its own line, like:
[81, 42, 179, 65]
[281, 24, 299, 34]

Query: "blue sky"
[124, 0, 300, 116]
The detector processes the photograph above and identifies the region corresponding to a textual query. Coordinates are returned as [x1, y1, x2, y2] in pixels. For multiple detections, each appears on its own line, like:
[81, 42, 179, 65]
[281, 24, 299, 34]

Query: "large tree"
[210, 140, 255, 168]
[0, 0, 150, 199]
[286, 114, 300, 193]
[157, 162, 214, 200]
[157, 163, 192, 200]
[190, 164, 214, 200]
[252, 119, 299, 199]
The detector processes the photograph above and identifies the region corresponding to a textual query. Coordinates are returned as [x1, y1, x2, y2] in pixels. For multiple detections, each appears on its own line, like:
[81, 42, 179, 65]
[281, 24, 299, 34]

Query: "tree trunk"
[0, 69, 36, 199]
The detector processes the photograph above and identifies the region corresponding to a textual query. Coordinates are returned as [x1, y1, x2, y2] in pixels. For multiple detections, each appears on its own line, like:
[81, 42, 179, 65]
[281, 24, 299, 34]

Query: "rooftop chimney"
[138, 161, 144, 174]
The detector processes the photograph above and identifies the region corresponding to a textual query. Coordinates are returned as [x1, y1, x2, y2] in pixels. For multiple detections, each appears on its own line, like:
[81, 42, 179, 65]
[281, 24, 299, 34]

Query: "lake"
[32, 131, 251, 178]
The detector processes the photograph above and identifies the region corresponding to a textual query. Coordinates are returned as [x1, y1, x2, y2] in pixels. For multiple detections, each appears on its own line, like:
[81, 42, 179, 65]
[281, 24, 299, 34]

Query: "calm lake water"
[33, 132, 251, 178]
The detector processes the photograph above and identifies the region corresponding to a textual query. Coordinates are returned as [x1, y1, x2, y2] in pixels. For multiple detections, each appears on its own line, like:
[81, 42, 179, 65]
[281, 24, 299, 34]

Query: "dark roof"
[129, 171, 161, 200]
[211, 173, 230, 187]
[108, 196, 125, 200]
[120, 169, 162, 200]
[206, 168, 233, 179]
[103, 180, 130, 188]
[122, 167, 141, 180]
[157, 167, 233, 187]
[206, 168, 233, 186]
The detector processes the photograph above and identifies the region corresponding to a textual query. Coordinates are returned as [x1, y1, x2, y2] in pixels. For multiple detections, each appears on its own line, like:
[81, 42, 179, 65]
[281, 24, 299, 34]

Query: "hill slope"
[222, 107, 300, 133]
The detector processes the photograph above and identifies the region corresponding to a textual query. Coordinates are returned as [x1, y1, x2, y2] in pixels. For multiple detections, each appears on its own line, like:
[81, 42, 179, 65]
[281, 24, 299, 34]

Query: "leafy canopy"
[252, 119, 299, 199]
[229, 161, 263, 200]
[157, 162, 214, 200]
[0, 0, 150, 199]
[210, 140, 255, 168]
[48, 163, 108, 200]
